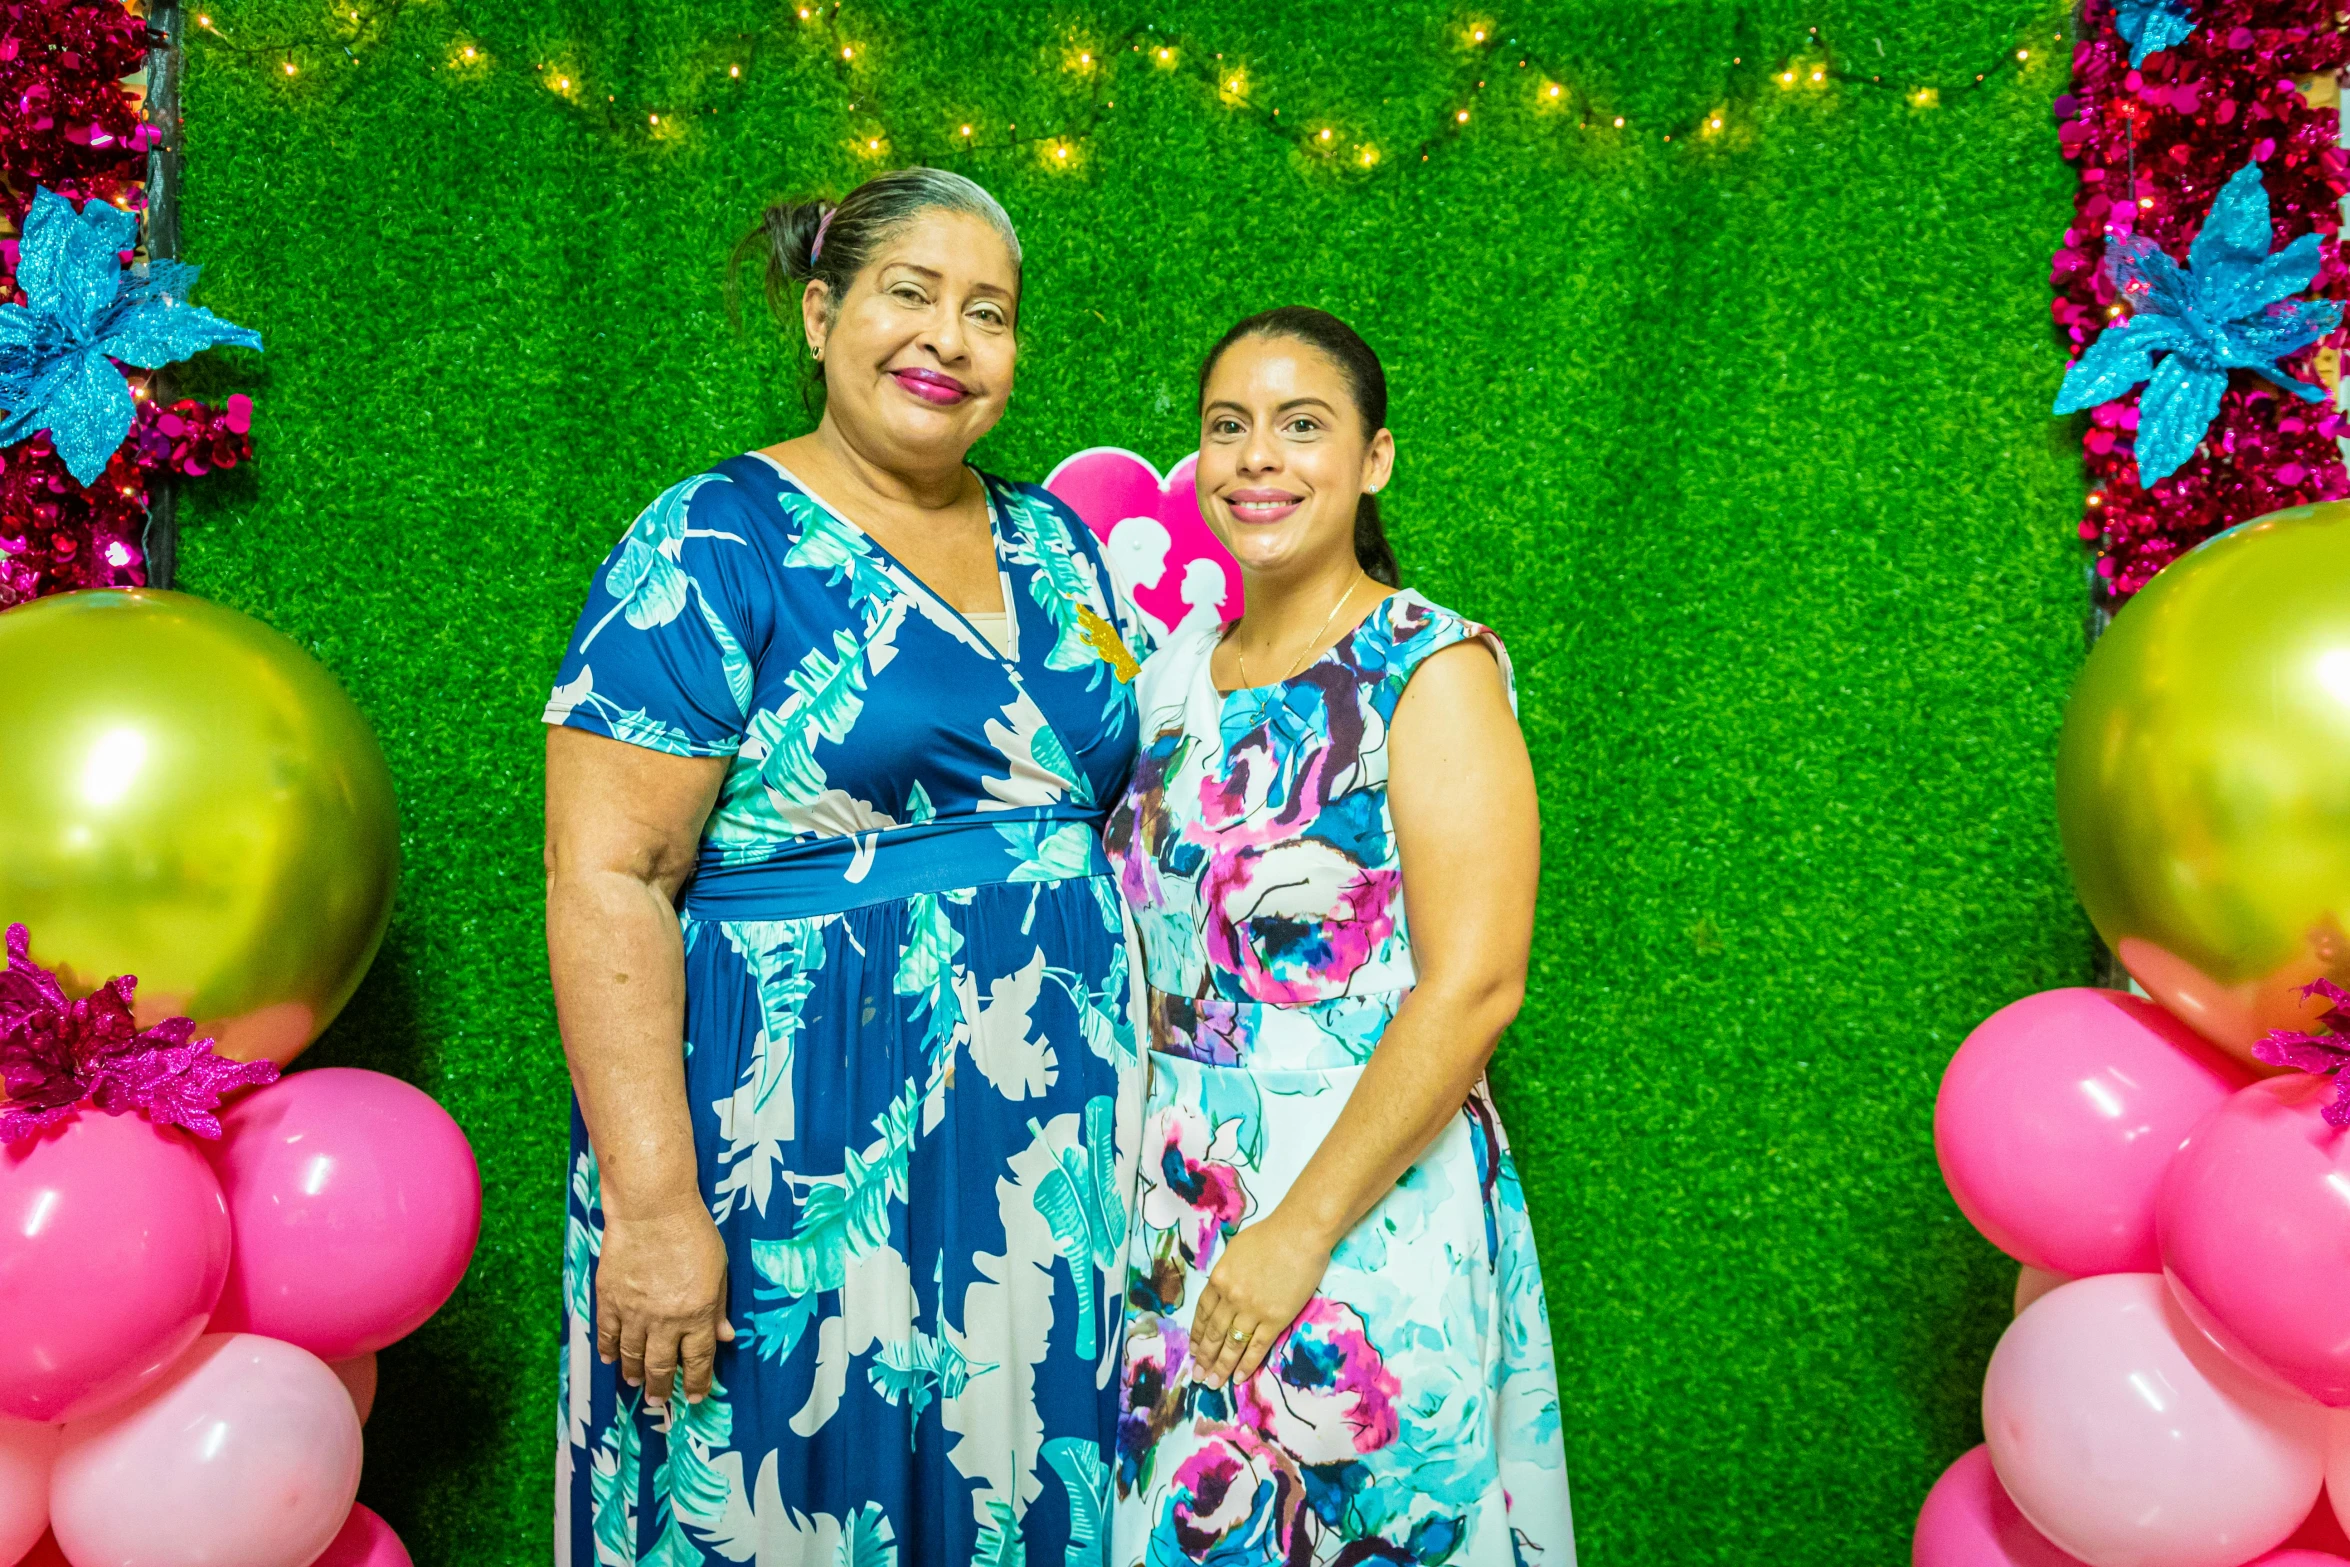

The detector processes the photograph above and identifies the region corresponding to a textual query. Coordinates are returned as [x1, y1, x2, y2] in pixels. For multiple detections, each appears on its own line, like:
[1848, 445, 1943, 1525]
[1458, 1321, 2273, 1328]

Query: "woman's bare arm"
[1188, 640, 1540, 1388]
[545, 725, 732, 1407]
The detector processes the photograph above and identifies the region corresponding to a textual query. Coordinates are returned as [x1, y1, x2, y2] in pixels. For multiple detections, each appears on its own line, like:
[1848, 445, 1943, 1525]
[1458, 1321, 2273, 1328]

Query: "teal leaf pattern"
[748, 1078, 919, 1298]
[1042, 1437, 1111, 1567]
[998, 821, 1099, 883]
[1027, 1096, 1123, 1357]
[970, 1499, 1022, 1567]
[711, 919, 830, 1221]
[588, 1389, 643, 1567]
[779, 490, 899, 633]
[581, 474, 729, 650]
[998, 485, 1104, 672]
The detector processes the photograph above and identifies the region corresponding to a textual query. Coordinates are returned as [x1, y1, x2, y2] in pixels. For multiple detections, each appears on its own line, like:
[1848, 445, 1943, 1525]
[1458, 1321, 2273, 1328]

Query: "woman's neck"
[778, 415, 970, 513]
[1230, 559, 1382, 657]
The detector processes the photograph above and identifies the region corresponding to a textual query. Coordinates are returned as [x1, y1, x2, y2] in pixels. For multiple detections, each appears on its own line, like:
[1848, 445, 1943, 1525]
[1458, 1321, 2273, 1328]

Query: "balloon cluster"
[0, 589, 478, 1567]
[1919, 503, 2350, 1567]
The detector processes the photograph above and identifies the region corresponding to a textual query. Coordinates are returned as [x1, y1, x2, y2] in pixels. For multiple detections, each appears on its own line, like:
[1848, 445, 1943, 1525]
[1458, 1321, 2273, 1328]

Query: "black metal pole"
[142, 0, 185, 591]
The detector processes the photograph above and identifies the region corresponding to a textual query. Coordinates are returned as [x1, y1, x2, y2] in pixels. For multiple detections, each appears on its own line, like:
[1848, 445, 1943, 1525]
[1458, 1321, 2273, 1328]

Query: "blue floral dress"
[545, 452, 1151, 1567]
[1103, 591, 1576, 1567]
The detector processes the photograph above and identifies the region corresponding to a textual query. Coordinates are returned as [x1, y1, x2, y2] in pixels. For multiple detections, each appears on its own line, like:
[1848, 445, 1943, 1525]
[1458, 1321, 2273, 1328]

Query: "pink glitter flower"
[0, 924, 278, 1143]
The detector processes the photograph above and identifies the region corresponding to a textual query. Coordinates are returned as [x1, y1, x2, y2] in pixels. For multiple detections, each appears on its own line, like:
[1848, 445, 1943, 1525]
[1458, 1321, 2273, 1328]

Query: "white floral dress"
[1102, 590, 1576, 1566]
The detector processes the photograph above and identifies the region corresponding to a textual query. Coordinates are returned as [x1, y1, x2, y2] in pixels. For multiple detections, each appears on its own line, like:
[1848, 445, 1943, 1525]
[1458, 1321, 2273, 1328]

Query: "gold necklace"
[1238, 577, 1360, 690]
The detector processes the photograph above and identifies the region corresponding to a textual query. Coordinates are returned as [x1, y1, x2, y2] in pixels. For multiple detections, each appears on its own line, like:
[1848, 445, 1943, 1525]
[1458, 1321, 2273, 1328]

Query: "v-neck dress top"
[545, 453, 1154, 1567]
[1103, 590, 1576, 1566]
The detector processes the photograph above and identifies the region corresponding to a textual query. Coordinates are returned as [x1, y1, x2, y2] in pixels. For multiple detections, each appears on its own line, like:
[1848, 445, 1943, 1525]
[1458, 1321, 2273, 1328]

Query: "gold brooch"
[1074, 603, 1141, 683]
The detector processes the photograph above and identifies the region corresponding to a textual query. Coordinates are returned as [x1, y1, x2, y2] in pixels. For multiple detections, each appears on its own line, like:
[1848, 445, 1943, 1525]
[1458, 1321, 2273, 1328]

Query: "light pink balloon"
[0, 1419, 58, 1567]
[0, 1113, 229, 1422]
[1936, 989, 2248, 1276]
[2016, 1267, 2072, 1318]
[330, 1353, 378, 1425]
[2162, 1076, 2350, 1406]
[50, 1334, 361, 1567]
[1985, 1274, 2325, 1567]
[1913, 1445, 2088, 1566]
[312, 1504, 412, 1567]
[206, 1068, 481, 1359]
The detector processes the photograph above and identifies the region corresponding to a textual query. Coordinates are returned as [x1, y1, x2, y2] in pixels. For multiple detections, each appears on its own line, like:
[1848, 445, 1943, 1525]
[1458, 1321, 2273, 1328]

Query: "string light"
[241, 9, 2050, 181]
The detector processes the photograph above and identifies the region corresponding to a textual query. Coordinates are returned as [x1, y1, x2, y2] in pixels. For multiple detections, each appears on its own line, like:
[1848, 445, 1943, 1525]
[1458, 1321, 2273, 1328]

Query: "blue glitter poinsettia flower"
[0, 185, 262, 486]
[2053, 160, 2342, 485]
[2115, 0, 2197, 68]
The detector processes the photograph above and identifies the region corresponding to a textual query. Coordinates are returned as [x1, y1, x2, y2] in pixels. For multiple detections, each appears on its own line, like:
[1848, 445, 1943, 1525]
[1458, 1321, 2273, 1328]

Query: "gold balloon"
[2058, 503, 2350, 1067]
[0, 590, 398, 1064]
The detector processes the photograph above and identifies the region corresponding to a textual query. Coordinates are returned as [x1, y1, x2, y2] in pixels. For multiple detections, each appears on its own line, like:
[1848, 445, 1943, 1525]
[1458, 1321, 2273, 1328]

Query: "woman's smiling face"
[804, 207, 1020, 466]
[1195, 334, 1392, 579]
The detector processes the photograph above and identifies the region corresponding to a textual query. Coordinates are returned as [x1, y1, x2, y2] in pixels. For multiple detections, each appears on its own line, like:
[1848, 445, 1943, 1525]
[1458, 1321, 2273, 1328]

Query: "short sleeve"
[542, 471, 759, 757]
[1374, 593, 1517, 723]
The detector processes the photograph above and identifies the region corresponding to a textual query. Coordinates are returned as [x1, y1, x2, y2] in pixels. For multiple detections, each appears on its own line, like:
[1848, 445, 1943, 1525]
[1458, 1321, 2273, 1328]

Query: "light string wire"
[190, 3, 2070, 179]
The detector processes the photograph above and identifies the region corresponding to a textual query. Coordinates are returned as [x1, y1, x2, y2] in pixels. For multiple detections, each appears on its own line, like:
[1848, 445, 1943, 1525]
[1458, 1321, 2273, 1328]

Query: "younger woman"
[1105, 308, 1576, 1564]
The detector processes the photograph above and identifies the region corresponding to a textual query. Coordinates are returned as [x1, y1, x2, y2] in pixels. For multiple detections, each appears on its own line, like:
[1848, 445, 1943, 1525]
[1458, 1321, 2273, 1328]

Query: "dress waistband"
[682, 809, 1111, 920]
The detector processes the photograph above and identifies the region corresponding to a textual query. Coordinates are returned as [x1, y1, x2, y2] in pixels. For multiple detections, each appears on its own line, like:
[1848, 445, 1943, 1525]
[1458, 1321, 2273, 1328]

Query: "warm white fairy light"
[1455, 108, 1469, 123]
[729, 64, 740, 77]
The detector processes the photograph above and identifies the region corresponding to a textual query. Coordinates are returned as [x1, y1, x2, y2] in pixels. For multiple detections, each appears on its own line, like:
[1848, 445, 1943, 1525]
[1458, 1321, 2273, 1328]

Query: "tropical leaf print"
[778, 489, 900, 633]
[1027, 1096, 1123, 1357]
[997, 486, 1103, 673]
[869, 1325, 988, 1433]
[1043, 959, 1137, 1072]
[1041, 1437, 1112, 1567]
[704, 1449, 901, 1567]
[749, 1078, 920, 1297]
[695, 589, 755, 718]
[639, 1374, 737, 1566]
[711, 920, 830, 1222]
[894, 891, 964, 1061]
[579, 473, 731, 650]
[566, 1148, 604, 1322]
[970, 1499, 1022, 1567]
[998, 821, 1099, 883]
[588, 1389, 643, 1567]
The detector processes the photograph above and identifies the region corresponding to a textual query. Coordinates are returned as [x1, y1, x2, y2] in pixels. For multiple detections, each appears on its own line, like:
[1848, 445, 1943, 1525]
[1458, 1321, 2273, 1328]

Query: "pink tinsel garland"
[2055, 0, 2350, 598]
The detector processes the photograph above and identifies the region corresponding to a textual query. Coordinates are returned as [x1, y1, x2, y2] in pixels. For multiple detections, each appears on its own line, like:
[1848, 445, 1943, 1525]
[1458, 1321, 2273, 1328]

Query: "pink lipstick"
[891, 367, 970, 405]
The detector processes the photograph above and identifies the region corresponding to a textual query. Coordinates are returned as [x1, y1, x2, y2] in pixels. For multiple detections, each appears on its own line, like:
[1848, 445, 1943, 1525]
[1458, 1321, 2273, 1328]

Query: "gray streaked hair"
[737, 166, 1023, 361]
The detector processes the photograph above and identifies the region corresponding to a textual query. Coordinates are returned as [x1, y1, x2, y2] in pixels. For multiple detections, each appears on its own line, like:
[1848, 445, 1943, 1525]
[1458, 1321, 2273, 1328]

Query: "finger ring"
[1228, 1326, 1249, 1343]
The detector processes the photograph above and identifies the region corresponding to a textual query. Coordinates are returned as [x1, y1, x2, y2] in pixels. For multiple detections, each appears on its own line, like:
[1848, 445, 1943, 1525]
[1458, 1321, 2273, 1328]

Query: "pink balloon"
[206, 1068, 481, 1359]
[1984, 1274, 2325, 1567]
[1936, 989, 2248, 1276]
[330, 1353, 378, 1425]
[0, 1113, 229, 1421]
[312, 1504, 412, 1567]
[1913, 1445, 2088, 1566]
[2161, 1075, 2350, 1405]
[50, 1334, 361, 1567]
[0, 1419, 57, 1567]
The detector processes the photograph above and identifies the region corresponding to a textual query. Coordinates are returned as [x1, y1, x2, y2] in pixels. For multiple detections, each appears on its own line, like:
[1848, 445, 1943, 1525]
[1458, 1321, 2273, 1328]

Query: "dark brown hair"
[1197, 306, 1400, 586]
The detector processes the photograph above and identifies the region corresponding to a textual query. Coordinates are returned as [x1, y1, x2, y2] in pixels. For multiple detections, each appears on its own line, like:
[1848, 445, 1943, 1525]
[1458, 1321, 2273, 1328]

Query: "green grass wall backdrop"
[172, 1, 2094, 1559]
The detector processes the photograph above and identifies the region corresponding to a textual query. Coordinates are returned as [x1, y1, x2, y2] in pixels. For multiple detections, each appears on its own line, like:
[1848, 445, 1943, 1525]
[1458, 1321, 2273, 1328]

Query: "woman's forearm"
[1270, 975, 1524, 1250]
[547, 866, 701, 1220]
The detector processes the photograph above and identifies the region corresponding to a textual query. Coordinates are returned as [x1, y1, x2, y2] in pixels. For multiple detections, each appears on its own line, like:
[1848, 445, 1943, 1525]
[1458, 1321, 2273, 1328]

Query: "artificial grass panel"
[173, 1, 2091, 1559]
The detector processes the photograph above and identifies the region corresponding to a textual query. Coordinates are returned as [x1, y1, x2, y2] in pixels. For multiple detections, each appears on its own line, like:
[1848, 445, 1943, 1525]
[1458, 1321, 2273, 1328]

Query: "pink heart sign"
[1043, 447, 1242, 646]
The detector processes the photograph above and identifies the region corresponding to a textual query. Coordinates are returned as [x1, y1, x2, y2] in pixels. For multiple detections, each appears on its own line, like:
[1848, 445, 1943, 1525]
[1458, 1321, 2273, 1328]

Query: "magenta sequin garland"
[0, 1, 251, 605]
[2055, 0, 2350, 598]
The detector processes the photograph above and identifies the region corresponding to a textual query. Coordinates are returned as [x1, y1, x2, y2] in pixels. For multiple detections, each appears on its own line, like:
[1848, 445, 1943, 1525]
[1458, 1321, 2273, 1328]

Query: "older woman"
[1106, 308, 1575, 1563]
[545, 169, 1150, 1566]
